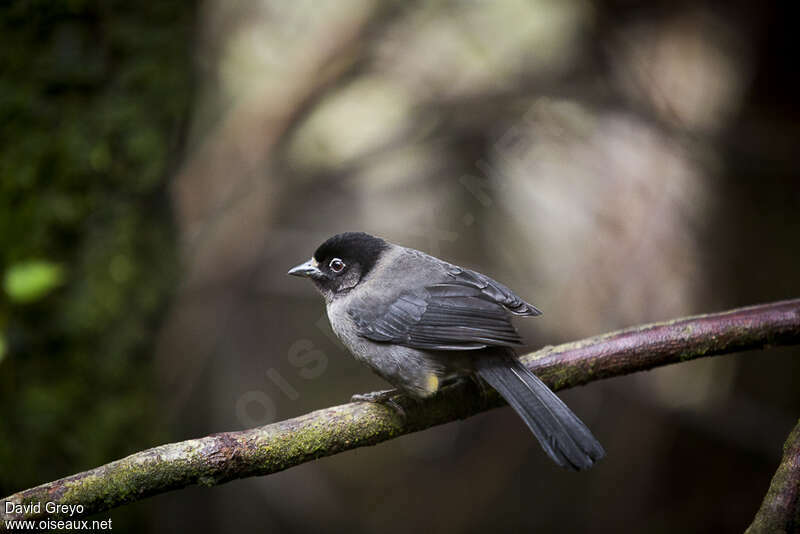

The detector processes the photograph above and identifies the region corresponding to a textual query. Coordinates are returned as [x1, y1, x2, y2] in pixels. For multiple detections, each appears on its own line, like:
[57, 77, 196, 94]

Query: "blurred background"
[2, 0, 799, 532]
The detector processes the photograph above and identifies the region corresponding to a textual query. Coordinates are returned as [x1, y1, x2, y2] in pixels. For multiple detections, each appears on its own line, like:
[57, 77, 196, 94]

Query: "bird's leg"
[469, 373, 492, 401]
[351, 389, 407, 419]
[439, 374, 491, 401]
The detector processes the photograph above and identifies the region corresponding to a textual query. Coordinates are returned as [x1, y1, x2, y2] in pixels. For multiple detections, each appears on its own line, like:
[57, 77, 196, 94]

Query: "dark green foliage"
[0, 0, 194, 498]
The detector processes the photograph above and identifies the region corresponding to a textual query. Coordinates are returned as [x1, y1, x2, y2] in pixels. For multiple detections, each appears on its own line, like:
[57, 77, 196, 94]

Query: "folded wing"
[350, 268, 540, 350]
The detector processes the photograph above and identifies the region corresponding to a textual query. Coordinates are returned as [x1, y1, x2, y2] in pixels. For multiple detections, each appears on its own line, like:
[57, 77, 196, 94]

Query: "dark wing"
[449, 267, 542, 316]
[350, 267, 541, 351]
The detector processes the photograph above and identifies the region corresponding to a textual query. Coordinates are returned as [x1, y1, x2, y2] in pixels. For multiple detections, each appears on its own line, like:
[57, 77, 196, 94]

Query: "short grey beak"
[288, 259, 322, 278]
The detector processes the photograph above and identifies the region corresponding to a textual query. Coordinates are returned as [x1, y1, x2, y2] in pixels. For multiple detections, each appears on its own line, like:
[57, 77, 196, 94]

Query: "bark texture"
[2, 298, 799, 529]
[746, 419, 800, 534]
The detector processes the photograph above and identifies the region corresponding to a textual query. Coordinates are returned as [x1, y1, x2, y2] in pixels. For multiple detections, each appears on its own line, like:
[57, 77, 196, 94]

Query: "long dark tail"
[476, 353, 605, 471]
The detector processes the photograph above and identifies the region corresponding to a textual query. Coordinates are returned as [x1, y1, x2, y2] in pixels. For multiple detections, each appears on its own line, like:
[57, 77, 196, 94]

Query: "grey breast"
[326, 246, 452, 364]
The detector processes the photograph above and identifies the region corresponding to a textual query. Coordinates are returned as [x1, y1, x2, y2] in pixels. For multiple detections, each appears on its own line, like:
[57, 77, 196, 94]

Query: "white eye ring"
[329, 258, 346, 273]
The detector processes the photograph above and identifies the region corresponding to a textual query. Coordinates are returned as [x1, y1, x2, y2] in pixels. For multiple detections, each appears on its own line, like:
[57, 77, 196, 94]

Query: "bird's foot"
[441, 375, 491, 400]
[351, 389, 406, 419]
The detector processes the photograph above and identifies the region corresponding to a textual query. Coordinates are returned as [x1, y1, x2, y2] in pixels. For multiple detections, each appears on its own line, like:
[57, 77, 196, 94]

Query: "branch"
[3, 299, 799, 528]
[746, 418, 800, 533]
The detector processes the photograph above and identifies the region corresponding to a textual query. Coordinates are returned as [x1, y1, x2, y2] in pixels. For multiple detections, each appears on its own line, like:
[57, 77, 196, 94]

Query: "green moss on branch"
[2, 298, 800, 529]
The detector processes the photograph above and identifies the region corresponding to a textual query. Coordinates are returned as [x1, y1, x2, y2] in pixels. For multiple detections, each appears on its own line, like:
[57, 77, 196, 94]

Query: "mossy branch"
[2, 298, 800, 529]
[746, 418, 800, 533]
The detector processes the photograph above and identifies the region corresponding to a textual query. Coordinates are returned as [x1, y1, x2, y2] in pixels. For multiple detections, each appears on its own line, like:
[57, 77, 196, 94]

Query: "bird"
[288, 231, 604, 470]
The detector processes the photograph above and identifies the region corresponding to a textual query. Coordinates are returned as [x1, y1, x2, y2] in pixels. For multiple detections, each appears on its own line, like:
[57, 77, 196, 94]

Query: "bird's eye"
[329, 258, 346, 273]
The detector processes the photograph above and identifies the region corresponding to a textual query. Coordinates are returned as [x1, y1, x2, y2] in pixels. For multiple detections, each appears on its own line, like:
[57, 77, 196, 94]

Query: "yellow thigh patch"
[424, 373, 439, 395]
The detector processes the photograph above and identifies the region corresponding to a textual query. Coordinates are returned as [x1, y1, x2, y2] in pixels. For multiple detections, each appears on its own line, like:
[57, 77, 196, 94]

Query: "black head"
[289, 232, 389, 299]
[313, 232, 387, 275]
